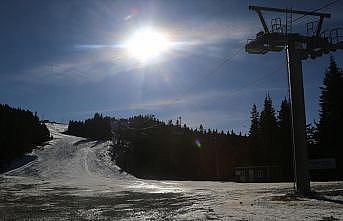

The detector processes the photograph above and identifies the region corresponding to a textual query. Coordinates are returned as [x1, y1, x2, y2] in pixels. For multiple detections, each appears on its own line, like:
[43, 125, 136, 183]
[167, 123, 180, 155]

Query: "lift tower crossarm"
[249, 5, 331, 37]
[249, 6, 331, 18]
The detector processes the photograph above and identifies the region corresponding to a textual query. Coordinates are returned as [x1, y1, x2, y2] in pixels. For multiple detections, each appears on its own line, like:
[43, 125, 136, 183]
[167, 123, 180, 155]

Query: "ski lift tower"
[246, 5, 343, 195]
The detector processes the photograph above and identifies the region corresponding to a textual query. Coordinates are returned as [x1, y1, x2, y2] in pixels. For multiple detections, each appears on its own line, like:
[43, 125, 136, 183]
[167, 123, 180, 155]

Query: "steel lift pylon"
[245, 5, 343, 195]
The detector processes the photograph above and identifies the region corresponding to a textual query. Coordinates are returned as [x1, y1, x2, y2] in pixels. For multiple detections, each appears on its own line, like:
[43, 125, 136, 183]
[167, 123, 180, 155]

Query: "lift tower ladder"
[246, 5, 343, 195]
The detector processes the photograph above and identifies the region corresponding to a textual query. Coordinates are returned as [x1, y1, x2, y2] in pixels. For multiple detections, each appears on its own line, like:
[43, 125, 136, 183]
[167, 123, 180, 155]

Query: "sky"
[1, 0, 343, 134]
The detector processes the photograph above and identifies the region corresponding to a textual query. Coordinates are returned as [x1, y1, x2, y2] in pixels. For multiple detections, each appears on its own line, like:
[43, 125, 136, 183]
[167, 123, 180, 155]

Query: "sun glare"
[125, 28, 171, 63]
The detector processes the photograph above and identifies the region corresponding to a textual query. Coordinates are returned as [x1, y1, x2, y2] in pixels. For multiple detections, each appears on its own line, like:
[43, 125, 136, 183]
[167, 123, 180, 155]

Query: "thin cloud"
[13, 49, 142, 85]
[177, 19, 256, 44]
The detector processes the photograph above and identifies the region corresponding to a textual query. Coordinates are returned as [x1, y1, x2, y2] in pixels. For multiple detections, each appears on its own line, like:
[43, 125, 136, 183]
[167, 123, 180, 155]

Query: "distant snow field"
[0, 123, 342, 220]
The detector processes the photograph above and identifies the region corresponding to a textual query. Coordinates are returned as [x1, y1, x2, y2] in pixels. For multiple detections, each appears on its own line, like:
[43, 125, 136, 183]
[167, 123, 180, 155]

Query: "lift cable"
[156, 46, 244, 112]
[291, 0, 340, 24]
[212, 62, 286, 102]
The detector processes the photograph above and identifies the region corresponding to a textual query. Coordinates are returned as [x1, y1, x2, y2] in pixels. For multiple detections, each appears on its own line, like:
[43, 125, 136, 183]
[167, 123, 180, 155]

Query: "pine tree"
[249, 104, 259, 137]
[259, 94, 278, 165]
[318, 56, 343, 176]
[306, 122, 319, 147]
[249, 104, 260, 164]
[278, 98, 291, 133]
[199, 124, 204, 134]
[277, 98, 293, 180]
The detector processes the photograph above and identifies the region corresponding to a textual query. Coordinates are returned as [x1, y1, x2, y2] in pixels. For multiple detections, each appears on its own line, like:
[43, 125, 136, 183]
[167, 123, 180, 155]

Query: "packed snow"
[0, 123, 342, 220]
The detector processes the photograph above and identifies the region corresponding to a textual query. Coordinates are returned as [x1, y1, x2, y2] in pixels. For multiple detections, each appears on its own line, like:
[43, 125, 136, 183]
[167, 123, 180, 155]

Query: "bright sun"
[125, 28, 171, 63]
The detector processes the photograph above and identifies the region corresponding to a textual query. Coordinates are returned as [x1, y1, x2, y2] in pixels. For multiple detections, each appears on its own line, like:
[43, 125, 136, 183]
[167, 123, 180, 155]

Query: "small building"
[309, 158, 337, 181]
[234, 166, 281, 182]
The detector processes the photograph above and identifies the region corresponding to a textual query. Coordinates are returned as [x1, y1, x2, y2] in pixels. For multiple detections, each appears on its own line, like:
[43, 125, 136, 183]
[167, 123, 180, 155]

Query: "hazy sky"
[1, 0, 343, 133]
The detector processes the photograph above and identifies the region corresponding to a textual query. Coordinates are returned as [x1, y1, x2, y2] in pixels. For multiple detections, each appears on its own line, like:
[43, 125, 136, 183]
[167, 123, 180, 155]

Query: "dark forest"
[0, 104, 51, 168]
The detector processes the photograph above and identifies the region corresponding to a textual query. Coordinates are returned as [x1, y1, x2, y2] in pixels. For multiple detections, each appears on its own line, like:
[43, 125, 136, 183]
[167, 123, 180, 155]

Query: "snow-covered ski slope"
[0, 123, 342, 220]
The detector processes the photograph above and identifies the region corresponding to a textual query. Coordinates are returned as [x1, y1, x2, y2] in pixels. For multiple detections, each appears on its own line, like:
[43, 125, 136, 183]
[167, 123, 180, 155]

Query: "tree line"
[248, 56, 343, 180]
[66, 57, 342, 181]
[112, 115, 249, 180]
[0, 103, 51, 167]
[67, 113, 112, 140]
[66, 98, 294, 181]
[248, 95, 294, 180]
[67, 114, 249, 180]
